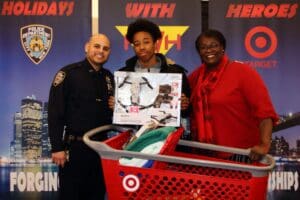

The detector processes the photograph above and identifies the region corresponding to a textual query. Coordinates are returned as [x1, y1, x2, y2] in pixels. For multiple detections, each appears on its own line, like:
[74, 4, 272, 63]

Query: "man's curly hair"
[126, 18, 162, 43]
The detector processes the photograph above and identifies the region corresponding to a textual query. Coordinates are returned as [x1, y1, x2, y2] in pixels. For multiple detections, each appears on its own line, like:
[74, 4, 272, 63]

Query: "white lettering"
[9, 171, 58, 192]
[49, 172, 58, 191]
[9, 172, 17, 191]
[294, 172, 299, 191]
[27, 172, 35, 191]
[35, 172, 43, 192]
[17, 172, 26, 192]
[268, 171, 299, 191]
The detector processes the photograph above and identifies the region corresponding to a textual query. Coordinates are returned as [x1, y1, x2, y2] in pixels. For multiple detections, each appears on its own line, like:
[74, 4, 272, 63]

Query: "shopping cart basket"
[83, 125, 275, 200]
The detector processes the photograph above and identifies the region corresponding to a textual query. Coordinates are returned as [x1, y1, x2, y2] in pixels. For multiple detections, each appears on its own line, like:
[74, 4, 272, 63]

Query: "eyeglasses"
[199, 43, 220, 51]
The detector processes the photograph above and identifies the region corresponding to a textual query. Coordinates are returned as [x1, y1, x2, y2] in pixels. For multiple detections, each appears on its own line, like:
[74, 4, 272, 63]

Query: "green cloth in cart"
[119, 126, 176, 167]
[124, 126, 176, 151]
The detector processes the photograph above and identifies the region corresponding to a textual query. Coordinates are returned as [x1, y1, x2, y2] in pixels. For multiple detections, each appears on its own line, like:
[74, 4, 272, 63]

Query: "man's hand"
[108, 96, 115, 110]
[180, 93, 189, 110]
[52, 151, 67, 167]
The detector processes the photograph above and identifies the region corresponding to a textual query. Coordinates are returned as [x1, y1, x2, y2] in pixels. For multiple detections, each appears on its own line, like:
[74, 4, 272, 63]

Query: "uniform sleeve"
[239, 64, 278, 125]
[48, 70, 67, 153]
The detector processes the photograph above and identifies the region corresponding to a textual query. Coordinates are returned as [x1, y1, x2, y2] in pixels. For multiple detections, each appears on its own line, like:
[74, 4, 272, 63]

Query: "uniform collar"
[84, 59, 103, 73]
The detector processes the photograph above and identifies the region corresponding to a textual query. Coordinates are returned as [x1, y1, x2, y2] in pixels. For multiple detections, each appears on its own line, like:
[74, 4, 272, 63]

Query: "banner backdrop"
[98, 0, 202, 73]
[209, 0, 300, 199]
[0, 0, 90, 199]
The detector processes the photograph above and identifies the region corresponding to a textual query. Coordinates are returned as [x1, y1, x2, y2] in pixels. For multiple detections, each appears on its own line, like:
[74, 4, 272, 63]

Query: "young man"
[119, 18, 190, 115]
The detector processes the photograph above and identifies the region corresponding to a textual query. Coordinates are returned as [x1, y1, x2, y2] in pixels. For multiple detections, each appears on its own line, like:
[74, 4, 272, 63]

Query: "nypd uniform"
[48, 59, 114, 199]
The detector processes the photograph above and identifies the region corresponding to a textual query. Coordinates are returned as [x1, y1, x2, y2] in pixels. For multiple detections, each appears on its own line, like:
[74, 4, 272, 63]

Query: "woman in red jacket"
[189, 29, 278, 161]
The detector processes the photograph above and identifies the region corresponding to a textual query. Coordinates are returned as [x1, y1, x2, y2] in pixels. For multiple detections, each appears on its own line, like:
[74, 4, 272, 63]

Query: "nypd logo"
[20, 24, 53, 65]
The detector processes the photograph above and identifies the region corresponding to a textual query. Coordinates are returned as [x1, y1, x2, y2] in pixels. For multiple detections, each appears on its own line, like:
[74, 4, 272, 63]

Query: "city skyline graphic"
[1, 95, 51, 162]
[0, 94, 300, 162]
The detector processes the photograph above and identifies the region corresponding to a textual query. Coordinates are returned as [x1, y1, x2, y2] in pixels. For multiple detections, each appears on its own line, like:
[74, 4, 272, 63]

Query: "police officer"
[48, 34, 114, 200]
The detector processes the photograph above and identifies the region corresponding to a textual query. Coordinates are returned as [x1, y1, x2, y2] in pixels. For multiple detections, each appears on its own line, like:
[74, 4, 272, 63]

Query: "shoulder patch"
[53, 71, 66, 87]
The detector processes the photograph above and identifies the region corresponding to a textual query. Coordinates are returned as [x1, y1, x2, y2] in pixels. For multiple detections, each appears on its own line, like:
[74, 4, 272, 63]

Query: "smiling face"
[198, 36, 224, 68]
[132, 31, 157, 67]
[85, 34, 111, 70]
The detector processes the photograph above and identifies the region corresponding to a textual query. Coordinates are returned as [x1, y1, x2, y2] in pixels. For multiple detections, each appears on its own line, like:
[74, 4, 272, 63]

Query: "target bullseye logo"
[244, 26, 277, 59]
[122, 174, 140, 192]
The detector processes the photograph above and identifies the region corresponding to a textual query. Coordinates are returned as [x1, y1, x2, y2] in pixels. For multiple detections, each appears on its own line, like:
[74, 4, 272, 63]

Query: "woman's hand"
[250, 118, 273, 161]
[250, 142, 271, 161]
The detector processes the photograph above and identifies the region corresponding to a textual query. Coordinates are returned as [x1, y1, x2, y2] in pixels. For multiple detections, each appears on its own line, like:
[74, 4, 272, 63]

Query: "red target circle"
[122, 174, 140, 192]
[244, 26, 277, 59]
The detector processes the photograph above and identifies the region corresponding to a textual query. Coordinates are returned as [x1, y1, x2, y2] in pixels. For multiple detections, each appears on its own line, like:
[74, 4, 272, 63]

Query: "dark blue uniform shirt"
[48, 59, 114, 152]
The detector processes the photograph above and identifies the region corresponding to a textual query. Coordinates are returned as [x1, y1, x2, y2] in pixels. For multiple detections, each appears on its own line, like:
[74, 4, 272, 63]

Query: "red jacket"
[189, 55, 278, 149]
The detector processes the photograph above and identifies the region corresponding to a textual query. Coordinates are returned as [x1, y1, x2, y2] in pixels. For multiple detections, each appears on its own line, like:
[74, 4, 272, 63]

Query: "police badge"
[20, 24, 53, 65]
[106, 75, 114, 95]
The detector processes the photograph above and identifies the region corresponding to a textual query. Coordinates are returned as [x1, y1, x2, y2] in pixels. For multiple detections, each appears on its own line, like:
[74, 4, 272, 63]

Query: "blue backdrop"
[0, 0, 90, 199]
[1, 0, 299, 199]
[209, 0, 300, 199]
[98, 0, 202, 73]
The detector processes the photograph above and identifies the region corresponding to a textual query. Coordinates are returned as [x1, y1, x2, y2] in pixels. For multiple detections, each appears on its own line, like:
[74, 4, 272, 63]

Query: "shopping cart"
[83, 125, 275, 200]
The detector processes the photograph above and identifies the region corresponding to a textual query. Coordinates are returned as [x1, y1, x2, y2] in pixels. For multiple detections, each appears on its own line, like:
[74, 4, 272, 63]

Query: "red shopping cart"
[83, 125, 275, 200]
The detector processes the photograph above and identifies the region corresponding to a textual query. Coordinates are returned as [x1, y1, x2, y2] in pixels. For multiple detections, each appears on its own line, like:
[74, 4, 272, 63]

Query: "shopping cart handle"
[178, 140, 251, 156]
[83, 124, 132, 151]
[177, 140, 275, 167]
[83, 125, 275, 178]
[84, 124, 131, 139]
